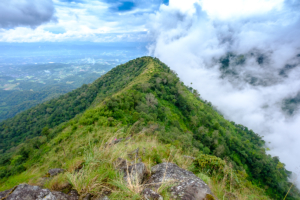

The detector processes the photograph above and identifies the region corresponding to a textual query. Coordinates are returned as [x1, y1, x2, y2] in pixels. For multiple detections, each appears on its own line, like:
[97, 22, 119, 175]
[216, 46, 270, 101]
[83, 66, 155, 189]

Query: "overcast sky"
[1, 0, 300, 186]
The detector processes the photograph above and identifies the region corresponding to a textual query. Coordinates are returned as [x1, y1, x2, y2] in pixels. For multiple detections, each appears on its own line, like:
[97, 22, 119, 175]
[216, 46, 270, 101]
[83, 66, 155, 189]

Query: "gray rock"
[52, 190, 79, 200]
[128, 147, 139, 160]
[146, 163, 216, 200]
[2, 184, 79, 200]
[48, 168, 64, 177]
[114, 158, 130, 172]
[96, 196, 110, 200]
[69, 189, 79, 197]
[0, 187, 15, 199]
[123, 162, 147, 185]
[142, 188, 163, 200]
[115, 158, 147, 184]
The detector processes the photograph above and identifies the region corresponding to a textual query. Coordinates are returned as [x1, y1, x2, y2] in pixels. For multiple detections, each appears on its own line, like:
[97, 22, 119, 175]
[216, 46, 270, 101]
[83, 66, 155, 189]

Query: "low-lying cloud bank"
[148, 0, 300, 185]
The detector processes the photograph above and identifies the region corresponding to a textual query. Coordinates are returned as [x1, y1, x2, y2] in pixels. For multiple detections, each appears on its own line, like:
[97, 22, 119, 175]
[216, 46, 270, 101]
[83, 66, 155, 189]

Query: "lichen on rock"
[146, 163, 216, 200]
[0, 184, 79, 200]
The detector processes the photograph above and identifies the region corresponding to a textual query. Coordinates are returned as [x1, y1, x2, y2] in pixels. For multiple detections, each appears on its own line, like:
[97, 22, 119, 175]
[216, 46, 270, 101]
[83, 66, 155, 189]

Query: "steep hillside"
[0, 62, 111, 122]
[0, 57, 299, 199]
[0, 85, 72, 121]
[0, 58, 149, 154]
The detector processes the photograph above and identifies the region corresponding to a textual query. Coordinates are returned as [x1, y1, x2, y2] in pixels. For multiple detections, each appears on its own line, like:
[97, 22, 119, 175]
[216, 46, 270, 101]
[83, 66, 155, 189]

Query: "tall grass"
[0, 125, 272, 199]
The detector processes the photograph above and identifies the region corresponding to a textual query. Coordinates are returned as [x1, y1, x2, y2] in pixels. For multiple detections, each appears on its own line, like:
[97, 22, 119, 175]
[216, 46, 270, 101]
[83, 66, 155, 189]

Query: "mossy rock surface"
[206, 193, 215, 200]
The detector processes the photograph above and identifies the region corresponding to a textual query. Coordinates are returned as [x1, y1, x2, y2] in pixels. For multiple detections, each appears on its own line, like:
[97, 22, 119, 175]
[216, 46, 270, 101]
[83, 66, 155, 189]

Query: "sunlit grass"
[0, 123, 271, 199]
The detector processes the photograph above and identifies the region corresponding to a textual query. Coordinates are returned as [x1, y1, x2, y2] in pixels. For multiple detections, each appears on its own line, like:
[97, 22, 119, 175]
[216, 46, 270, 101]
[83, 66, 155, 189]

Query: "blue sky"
[0, 0, 169, 42]
[0, 0, 294, 43]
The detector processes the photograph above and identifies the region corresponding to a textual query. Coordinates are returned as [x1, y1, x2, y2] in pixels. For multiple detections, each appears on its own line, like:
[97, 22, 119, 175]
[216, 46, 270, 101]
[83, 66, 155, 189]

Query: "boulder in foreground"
[0, 184, 79, 200]
[146, 162, 216, 200]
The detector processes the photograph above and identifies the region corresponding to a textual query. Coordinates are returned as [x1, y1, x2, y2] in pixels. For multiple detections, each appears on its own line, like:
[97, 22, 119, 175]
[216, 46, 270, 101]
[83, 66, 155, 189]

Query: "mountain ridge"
[0, 57, 299, 199]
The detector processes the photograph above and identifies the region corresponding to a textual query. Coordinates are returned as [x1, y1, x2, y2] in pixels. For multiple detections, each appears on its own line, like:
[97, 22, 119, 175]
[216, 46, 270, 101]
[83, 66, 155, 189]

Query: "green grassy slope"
[0, 57, 299, 199]
[0, 58, 149, 155]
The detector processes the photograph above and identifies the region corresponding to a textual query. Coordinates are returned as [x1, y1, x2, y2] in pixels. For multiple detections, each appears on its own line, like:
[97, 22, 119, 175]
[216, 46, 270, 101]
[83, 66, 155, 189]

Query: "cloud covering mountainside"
[148, 0, 300, 186]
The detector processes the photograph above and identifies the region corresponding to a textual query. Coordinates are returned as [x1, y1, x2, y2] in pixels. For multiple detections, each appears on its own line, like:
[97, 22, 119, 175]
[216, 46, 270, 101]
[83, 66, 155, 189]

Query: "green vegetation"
[282, 92, 300, 116]
[0, 126, 271, 199]
[0, 58, 149, 155]
[0, 63, 111, 121]
[0, 57, 299, 199]
[0, 86, 71, 121]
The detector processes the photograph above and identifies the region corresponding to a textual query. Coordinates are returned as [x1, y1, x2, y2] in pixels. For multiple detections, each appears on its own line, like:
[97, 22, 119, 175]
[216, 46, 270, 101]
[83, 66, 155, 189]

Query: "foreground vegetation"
[0, 57, 299, 199]
[0, 126, 271, 199]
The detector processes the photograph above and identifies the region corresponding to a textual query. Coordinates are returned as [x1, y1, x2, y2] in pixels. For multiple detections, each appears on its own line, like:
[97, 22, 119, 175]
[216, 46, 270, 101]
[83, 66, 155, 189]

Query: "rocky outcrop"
[146, 163, 216, 200]
[114, 155, 216, 200]
[0, 160, 215, 200]
[115, 157, 147, 185]
[124, 163, 147, 185]
[142, 188, 163, 200]
[48, 168, 65, 177]
[0, 187, 15, 199]
[0, 184, 79, 200]
[114, 158, 130, 172]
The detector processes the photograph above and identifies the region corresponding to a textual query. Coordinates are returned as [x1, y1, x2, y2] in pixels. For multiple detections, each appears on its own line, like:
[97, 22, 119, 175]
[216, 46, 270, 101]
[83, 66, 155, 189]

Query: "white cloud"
[0, 0, 56, 28]
[169, 0, 198, 13]
[201, 0, 284, 19]
[148, 0, 300, 187]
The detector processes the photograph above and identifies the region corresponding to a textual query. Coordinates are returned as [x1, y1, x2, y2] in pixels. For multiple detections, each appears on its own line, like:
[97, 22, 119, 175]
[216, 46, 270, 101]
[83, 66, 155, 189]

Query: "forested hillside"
[0, 58, 149, 155]
[0, 57, 299, 199]
[0, 62, 112, 121]
[0, 85, 72, 121]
